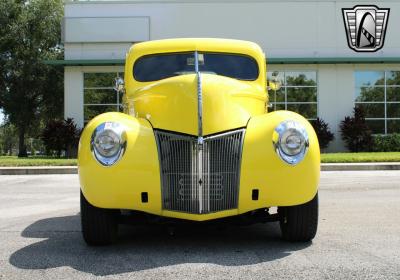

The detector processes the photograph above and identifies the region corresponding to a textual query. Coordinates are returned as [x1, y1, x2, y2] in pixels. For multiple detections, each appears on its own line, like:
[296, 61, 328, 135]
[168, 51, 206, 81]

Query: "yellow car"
[79, 38, 320, 245]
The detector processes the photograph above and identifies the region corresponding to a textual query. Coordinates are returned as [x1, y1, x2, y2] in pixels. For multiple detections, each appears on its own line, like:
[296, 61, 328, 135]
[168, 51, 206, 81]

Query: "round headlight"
[94, 130, 121, 158]
[91, 122, 126, 166]
[273, 120, 309, 165]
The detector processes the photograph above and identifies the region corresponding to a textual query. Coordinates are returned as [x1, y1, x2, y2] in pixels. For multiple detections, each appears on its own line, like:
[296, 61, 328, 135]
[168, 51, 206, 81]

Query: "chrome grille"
[155, 129, 245, 214]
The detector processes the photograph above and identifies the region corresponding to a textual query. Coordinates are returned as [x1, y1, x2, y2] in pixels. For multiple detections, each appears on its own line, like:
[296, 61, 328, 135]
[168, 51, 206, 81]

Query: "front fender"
[78, 112, 162, 214]
[238, 111, 320, 213]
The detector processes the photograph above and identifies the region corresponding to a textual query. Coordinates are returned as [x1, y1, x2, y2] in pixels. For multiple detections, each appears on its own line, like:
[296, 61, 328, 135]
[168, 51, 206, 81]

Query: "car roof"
[127, 38, 264, 59]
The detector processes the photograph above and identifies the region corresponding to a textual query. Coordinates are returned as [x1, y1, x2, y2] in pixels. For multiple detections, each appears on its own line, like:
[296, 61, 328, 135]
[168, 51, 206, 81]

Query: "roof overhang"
[44, 57, 400, 66]
[44, 59, 125, 66]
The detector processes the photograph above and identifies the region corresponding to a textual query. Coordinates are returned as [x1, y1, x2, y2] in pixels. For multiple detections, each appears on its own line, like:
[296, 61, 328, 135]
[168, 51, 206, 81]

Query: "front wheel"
[80, 191, 118, 245]
[279, 192, 318, 242]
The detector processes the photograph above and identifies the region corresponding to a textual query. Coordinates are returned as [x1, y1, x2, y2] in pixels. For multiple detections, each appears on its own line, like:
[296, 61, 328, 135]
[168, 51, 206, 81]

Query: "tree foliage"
[340, 107, 373, 152]
[0, 123, 18, 155]
[0, 0, 64, 157]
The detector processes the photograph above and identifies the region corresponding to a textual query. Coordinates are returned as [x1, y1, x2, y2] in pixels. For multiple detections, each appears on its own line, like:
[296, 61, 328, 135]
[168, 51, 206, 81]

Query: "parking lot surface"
[0, 171, 399, 280]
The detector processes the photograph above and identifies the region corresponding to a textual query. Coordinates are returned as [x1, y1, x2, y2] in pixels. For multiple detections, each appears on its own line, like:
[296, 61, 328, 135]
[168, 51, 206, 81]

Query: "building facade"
[60, 0, 400, 151]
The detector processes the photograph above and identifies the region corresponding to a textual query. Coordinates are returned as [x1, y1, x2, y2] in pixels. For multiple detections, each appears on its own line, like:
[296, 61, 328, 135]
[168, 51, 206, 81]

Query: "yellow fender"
[79, 112, 162, 215]
[239, 110, 320, 213]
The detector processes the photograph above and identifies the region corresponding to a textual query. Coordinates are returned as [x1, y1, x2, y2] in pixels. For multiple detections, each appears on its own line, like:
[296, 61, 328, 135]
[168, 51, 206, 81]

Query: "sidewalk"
[1, 163, 400, 175]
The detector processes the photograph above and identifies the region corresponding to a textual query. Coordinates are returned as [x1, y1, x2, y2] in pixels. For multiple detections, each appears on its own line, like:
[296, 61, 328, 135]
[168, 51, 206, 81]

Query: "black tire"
[279, 192, 318, 242]
[80, 191, 118, 246]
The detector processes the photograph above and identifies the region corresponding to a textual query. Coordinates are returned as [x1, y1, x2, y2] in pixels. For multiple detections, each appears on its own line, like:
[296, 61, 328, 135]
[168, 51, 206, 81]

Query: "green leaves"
[0, 0, 64, 156]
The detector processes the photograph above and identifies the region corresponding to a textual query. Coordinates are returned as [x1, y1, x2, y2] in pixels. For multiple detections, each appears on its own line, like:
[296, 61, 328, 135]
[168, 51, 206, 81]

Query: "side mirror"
[267, 74, 282, 112]
[114, 77, 125, 93]
[268, 81, 282, 91]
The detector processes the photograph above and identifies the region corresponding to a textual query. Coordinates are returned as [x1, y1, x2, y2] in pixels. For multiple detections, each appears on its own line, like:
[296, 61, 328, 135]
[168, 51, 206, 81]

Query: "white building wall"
[63, 0, 400, 151]
[318, 65, 354, 152]
[63, 0, 400, 59]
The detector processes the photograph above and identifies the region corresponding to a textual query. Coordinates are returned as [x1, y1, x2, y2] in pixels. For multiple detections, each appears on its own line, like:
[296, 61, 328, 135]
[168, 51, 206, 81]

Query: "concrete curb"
[0, 166, 77, 175]
[1, 163, 400, 175]
[321, 162, 400, 171]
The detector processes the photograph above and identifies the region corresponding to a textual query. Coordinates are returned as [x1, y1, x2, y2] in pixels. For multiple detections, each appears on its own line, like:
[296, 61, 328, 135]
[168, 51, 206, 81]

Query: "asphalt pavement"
[0, 171, 399, 279]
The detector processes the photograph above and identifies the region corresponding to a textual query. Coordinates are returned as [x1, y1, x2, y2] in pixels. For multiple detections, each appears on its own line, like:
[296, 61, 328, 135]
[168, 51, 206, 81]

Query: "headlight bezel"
[90, 122, 127, 166]
[273, 120, 309, 165]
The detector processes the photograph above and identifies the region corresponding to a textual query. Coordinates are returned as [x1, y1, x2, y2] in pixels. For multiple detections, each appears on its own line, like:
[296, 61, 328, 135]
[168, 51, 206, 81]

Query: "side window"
[83, 72, 124, 124]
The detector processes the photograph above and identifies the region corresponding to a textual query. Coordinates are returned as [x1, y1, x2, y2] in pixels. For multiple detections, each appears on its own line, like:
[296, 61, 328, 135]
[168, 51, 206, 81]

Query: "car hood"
[129, 74, 266, 136]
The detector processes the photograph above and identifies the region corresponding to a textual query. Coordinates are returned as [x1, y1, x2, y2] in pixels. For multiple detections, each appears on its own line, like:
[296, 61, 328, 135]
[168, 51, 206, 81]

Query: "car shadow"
[9, 214, 312, 276]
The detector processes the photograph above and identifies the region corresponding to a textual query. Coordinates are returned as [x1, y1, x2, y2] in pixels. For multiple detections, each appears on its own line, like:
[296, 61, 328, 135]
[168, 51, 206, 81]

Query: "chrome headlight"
[91, 122, 126, 166]
[273, 120, 309, 165]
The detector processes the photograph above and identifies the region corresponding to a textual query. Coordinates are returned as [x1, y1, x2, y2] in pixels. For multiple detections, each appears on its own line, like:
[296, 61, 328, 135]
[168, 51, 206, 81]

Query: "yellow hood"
[130, 74, 266, 136]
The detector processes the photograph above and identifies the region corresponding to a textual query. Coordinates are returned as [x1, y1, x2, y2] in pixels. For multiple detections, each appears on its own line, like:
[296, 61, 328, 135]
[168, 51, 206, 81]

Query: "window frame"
[267, 70, 319, 121]
[83, 71, 124, 124]
[354, 70, 400, 135]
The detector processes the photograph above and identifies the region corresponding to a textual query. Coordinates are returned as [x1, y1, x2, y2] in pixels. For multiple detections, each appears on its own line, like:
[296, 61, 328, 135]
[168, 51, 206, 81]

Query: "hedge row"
[372, 134, 400, 152]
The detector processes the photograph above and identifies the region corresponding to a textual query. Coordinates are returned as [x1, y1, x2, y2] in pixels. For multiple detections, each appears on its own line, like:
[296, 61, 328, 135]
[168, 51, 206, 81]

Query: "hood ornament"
[195, 51, 204, 144]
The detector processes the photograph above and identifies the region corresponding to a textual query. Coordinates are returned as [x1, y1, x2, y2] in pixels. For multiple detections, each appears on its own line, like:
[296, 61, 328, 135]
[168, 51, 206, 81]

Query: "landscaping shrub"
[310, 118, 334, 150]
[340, 107, 373, 152]
[41, 118, 81, 157]
[372, 134, 400, 152]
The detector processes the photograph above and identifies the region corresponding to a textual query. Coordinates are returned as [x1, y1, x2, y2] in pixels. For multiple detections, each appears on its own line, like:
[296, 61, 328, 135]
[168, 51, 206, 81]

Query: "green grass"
[0, 156, 77, 167]
[321, 152, 400, 163]
[1, 152, 400, 166]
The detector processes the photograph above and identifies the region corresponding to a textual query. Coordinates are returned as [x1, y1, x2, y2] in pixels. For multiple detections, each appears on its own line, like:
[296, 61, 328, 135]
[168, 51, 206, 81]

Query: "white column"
[318, 64, 354, 152]
[64, 66, 84, 128]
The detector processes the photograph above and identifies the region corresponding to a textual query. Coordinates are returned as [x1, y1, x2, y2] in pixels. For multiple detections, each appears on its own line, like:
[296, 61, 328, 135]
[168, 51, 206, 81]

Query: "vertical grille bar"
[155, 129, 245, 214]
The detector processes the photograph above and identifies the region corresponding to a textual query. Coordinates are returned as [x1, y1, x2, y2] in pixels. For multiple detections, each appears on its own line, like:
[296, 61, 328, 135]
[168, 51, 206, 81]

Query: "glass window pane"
[386, 71, 400, 86]
[269, 103, 285, 112]
[387, 103, 400, 118]
[84, 105, 119, 121]
[366, 120, 385, 134]
[268, 88, 285, 102]
[286, 72, 316, 86]
[388, 120, 400, 134]
[355, 103, 385, 118]
[199, 53, 259, 80]
[84, 89, 117, 104]
[355, 71, 385, 87]
[286, 72, 317, 86]
[134, 53, 259, 81]
[355, 87, 384, 102]
[118, 92, 123, 104]
[387, 87, 400, 102]
[287, 103, 317, 119]
[84, 73, 117, 88]
[287, 87, 317, 102]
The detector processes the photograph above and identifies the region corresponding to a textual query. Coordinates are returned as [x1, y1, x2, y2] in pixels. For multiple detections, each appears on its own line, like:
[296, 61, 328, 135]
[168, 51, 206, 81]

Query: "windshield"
[133, 52, 259, 82]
